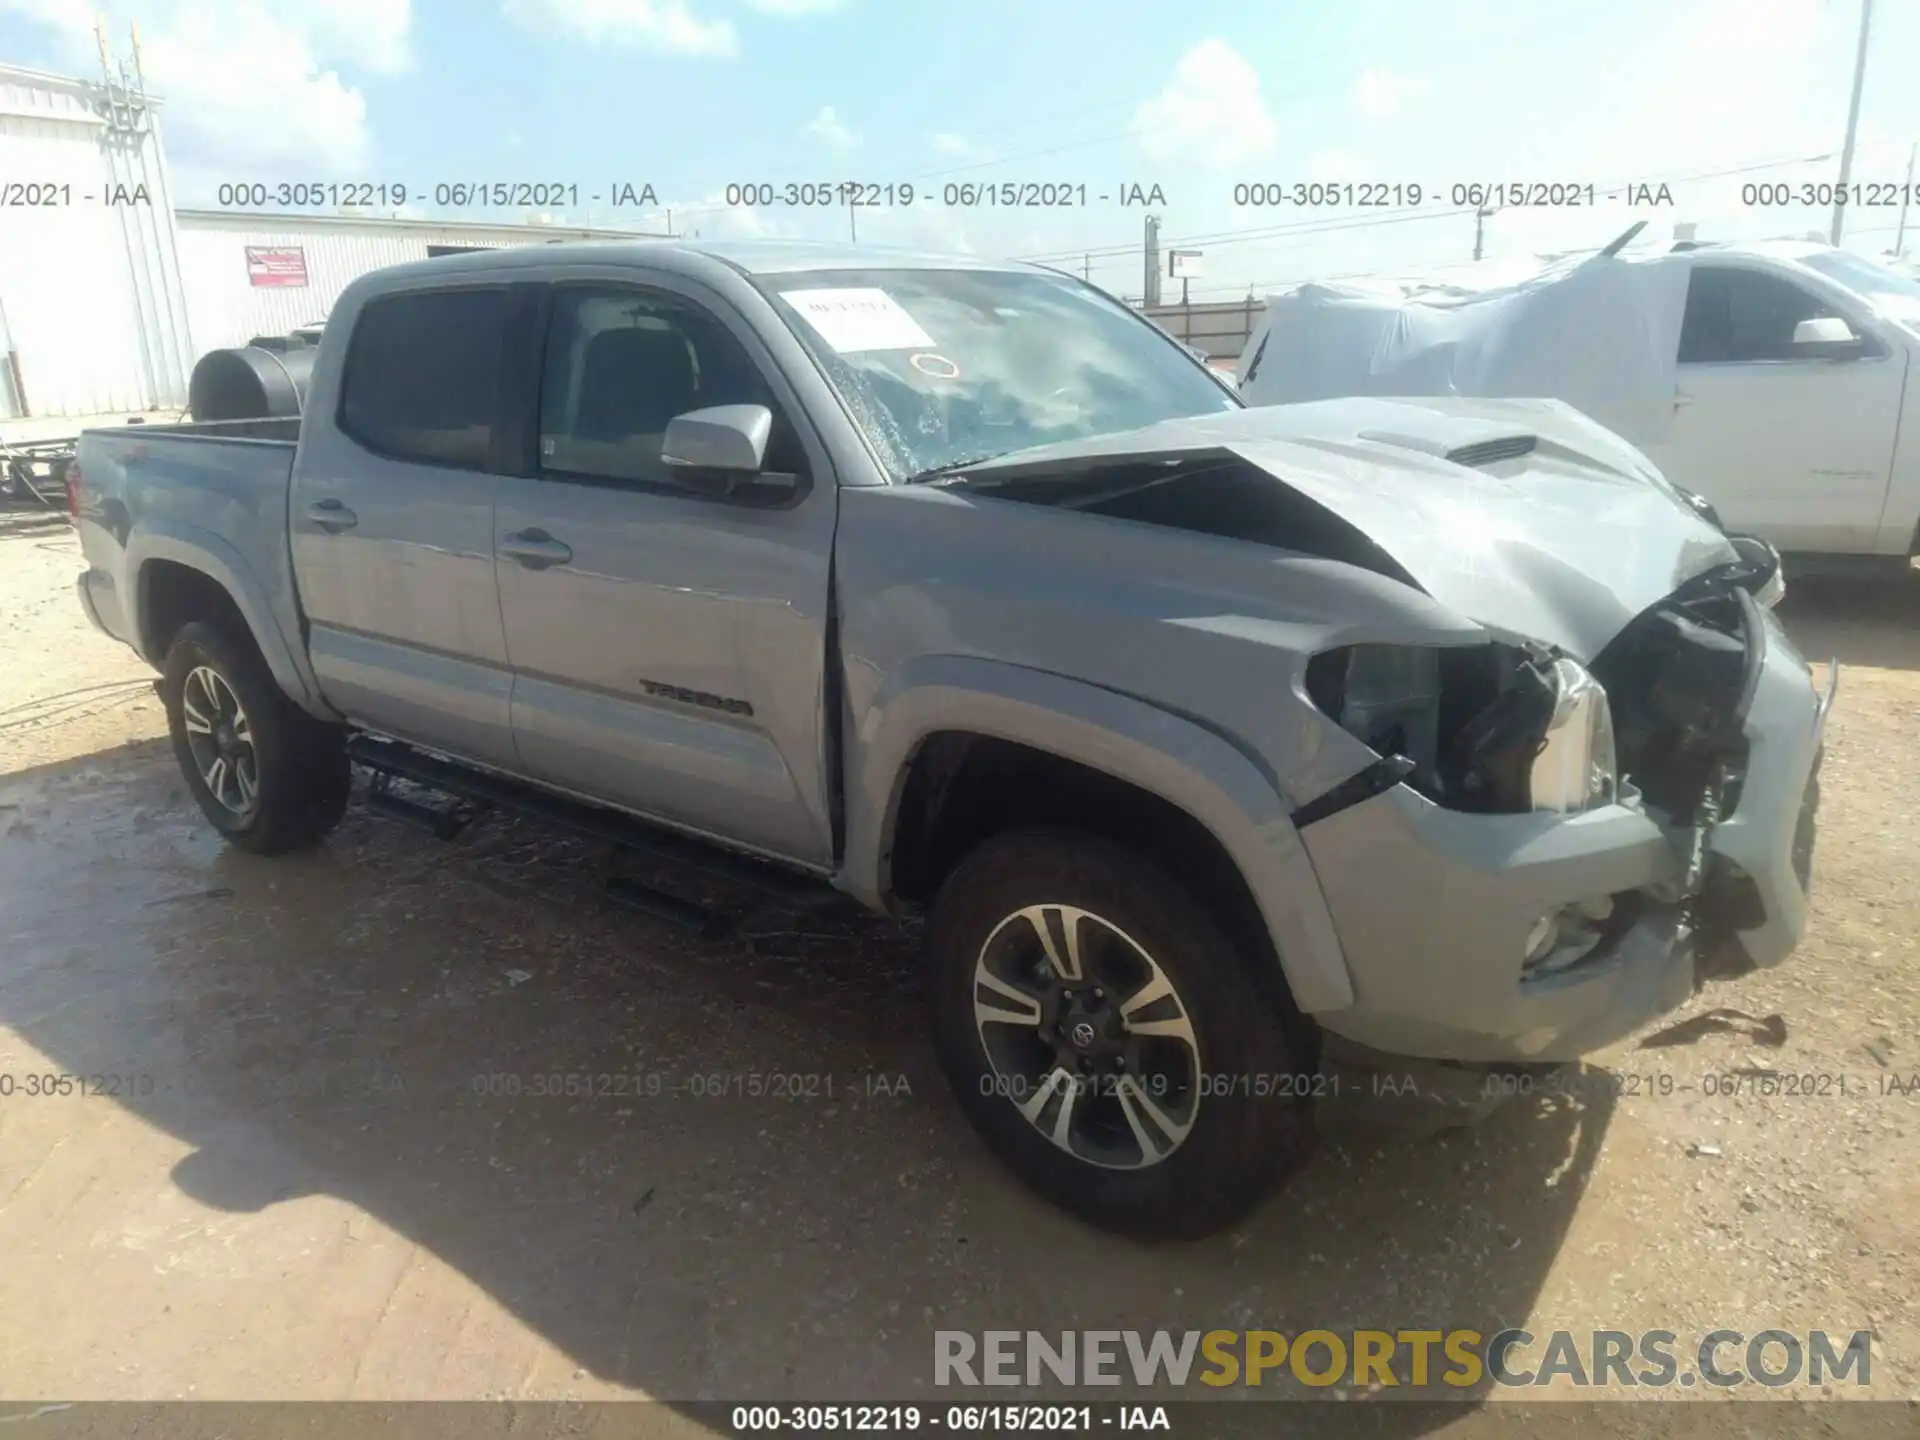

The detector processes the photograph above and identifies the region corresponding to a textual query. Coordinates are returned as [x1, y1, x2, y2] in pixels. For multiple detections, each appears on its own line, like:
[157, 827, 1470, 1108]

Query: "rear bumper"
[75, 568, 127, 643]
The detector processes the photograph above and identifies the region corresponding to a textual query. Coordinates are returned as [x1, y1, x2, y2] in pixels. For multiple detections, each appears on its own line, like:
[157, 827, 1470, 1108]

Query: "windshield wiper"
[900, 450, 1017, 484]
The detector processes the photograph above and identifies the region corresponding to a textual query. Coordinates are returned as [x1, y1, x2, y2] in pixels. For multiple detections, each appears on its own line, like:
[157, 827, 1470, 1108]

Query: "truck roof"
[371, 237, 1042, 284]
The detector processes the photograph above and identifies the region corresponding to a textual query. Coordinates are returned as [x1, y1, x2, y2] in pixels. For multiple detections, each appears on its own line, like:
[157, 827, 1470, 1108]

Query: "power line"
[1016, 150, 1842, 268]
[622, 111, 1145, 228]
[1171, 209, 1918, 302]
[1018, 206, 1474, 264]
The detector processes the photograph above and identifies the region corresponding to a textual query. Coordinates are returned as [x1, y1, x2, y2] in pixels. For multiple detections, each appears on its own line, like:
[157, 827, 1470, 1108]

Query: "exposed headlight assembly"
[1521, 657, 1620, 812]
[1306, 643, 1620, 815]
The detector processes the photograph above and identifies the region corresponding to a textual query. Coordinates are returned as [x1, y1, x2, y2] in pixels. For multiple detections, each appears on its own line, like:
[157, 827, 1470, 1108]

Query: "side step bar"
[345, 735, 845, 937]
[365, 770, 475, 840]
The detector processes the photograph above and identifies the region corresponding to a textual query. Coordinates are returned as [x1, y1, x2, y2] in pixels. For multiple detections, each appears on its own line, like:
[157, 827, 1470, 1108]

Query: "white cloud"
[0, 0, 415, 176]
[742, 0, 848, 12]
[805, 104, 860, 153]
[1483, 0, 1851, 256]
[1353, 67, 1430, 120]
[0, 0, 87, 28]
[501, 0, 736, 56]
[931, 132, 987, 161]
[1307, 150, 1369, 182]
[302, 0, 412, 73]
[1132, 39, 1277, 169]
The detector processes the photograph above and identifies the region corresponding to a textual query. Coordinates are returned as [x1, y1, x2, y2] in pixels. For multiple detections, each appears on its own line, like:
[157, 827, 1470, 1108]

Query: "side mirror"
[1792, 315, 1862, 355]
[660, 404, 800, 501]
[662, 404, 772, 473]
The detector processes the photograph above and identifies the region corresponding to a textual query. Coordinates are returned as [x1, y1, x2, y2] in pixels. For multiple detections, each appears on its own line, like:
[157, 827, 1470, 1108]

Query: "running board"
[365, 771, 475, 840]
[345, 736, 844, 934]
[602, 875, 737, 940]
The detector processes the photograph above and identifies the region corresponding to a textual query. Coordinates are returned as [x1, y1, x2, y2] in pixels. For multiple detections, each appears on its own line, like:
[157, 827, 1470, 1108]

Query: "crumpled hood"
[958, 396, 1739, 659]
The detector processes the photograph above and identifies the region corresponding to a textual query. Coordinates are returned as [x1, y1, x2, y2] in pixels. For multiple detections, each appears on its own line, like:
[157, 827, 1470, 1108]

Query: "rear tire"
[926, 829, 1316, 1239]
[160, 620, 349, 855]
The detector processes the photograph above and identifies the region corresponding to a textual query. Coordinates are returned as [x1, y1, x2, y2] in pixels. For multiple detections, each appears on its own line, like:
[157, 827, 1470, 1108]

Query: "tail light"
[62, 459, 80, 526]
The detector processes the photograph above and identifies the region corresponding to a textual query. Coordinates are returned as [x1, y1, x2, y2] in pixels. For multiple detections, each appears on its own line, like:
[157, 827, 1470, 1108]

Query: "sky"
[3, 0, 1918, 300]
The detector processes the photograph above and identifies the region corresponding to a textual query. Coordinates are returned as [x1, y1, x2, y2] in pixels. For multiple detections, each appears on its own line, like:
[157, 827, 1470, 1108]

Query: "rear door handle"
[1672, 392, 1695, 408]
[304, 498, 357, 533]
[500, 528, 573, 570]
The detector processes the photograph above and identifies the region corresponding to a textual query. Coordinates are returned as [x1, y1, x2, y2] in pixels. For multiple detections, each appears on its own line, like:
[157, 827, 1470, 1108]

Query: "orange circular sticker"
[909, 352, 961, 379]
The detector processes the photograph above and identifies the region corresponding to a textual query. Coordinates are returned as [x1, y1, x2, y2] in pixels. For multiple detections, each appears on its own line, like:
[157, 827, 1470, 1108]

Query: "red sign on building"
[245, 246, 309, 288]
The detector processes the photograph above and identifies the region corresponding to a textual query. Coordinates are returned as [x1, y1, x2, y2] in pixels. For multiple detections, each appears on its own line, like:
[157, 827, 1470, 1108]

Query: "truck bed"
[84, 416, 303, 444]
[72, 416, 314, 708]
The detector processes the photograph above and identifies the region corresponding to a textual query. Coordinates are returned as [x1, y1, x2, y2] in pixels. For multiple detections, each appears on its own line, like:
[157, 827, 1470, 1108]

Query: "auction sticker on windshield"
[784, 287, 936, 352]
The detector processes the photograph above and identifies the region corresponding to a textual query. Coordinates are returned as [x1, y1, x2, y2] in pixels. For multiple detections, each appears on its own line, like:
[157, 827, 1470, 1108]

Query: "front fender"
[842, 653, 1354, 1014]
[128, 526, 334, 720]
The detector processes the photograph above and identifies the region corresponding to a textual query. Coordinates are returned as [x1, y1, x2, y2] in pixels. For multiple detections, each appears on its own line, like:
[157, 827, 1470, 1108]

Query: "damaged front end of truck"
[1303, 556, 1825, 991]
[938, 397, 1834, 1085]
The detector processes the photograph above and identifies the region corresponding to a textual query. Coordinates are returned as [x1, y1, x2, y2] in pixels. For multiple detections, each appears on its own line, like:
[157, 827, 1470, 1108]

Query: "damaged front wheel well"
[886, 732, 1313, 1048]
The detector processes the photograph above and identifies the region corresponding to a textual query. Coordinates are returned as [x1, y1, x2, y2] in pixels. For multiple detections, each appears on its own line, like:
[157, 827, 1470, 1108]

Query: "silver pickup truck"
[70, 240, 1833, 1238]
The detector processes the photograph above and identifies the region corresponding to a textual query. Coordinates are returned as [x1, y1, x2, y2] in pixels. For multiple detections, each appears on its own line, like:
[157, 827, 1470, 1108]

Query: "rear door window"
[339, 287, 509, 468]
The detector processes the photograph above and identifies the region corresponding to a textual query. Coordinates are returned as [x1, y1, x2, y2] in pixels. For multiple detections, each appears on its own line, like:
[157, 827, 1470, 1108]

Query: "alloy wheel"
[179, 664, 259, 816]
[972, 903, 1203, 1170]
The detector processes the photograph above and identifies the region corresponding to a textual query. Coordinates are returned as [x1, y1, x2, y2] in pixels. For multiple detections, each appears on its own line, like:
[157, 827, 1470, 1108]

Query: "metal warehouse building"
[0, 62, 663, 422]
[173, 209, 669, 356]
[0, 63, 192, 419]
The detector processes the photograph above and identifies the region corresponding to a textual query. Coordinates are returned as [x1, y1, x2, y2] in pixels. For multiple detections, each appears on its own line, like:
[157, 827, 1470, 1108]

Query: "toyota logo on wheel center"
[1069, 1020, 1098, 1050]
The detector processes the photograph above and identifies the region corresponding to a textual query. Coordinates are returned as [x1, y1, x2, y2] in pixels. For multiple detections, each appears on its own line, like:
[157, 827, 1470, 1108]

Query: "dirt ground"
[2, 510, 1919, 1430]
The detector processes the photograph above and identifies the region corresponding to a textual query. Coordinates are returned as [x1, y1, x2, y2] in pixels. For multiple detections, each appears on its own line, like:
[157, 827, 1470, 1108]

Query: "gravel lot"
[1, 512, 1917, 1430]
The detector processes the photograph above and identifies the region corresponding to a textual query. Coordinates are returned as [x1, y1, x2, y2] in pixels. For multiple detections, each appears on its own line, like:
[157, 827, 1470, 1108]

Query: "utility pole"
[1143, 215, 1162, 307]
[1895, 140, 1915, 257]
[1832, 0, 1874, 246]
[1083, 253, 1090, 281]
[848, 195, 857, 244]
[1472, 204, 1493, 261]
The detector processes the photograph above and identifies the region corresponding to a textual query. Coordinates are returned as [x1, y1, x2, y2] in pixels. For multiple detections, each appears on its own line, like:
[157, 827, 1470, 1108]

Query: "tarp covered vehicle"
[1236, 237, 1920, 565]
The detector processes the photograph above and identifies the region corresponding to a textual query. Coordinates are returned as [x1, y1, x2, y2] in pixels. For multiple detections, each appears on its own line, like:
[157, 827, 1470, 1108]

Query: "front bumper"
[1701, 602, 1835, 968]
[1293, 601, 1829, 1066]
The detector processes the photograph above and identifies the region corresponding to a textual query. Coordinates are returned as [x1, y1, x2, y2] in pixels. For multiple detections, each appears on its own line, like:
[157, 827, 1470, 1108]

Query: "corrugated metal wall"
[176, 217, 659, 352]
[176, 222, 485, 350]
[0, 66, 194, 417]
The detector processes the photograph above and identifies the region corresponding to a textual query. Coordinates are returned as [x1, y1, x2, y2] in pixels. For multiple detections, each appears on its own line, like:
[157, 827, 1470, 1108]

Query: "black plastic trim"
[1291, 754, 1417, 829]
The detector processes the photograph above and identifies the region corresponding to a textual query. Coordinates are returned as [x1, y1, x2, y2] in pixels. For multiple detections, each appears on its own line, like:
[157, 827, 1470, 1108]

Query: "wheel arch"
[128, 530, 331, 719]
[842, 654, 1354, 1015]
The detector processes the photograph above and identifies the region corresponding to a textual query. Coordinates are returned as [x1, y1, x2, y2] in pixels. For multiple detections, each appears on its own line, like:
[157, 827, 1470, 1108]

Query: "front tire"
[927, 830, 1315, 1239]
[160, 620, 350, 855]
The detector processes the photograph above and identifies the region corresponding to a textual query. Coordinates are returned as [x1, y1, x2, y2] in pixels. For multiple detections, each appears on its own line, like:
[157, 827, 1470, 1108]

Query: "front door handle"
[305, 498, 357, 533]
[500, 528, 573, 570]
[1672, 392, 1695, 409]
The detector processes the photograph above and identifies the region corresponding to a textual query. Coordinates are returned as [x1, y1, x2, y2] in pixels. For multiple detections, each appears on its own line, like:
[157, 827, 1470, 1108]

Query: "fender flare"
[842, 653, 1355, 1014]
[127, 527, 334, 720]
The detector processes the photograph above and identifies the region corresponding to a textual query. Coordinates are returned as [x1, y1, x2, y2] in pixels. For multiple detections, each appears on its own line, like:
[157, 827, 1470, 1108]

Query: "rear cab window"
[338, 287, 509, 468]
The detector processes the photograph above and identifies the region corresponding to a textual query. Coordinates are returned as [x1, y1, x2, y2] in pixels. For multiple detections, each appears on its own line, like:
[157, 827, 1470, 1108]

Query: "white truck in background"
[1236, 239, 1920, 573]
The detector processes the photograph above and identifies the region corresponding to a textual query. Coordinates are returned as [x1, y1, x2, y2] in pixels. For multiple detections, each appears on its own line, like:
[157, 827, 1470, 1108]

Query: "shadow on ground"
[1774, 570, 1920, 672]
[1, 748, 1603, 1431]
